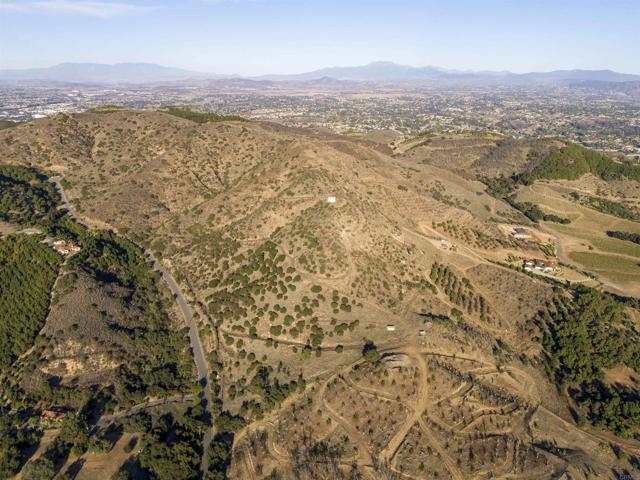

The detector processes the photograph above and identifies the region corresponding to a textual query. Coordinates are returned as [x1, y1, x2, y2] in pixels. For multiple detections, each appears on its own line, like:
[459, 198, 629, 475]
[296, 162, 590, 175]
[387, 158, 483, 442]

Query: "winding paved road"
[50, 176, 214, 474]
[148, 253, 214, 472]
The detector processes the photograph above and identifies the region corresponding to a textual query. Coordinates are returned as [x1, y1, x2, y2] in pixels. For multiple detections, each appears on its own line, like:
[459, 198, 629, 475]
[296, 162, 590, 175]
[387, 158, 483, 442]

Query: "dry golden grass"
[2, 111, 638, 479]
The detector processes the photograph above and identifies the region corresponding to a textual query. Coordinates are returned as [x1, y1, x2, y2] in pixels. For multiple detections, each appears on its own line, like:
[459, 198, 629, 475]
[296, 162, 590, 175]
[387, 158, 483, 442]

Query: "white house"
[327, 195, 337, 204]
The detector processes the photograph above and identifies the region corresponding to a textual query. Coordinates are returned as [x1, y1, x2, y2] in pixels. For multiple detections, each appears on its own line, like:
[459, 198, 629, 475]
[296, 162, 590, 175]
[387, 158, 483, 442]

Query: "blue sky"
[0, 0, 638, 75]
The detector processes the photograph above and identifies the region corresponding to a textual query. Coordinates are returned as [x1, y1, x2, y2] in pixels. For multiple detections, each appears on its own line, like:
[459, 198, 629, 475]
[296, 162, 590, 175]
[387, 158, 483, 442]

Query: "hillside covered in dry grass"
[1, 109, 639, 479]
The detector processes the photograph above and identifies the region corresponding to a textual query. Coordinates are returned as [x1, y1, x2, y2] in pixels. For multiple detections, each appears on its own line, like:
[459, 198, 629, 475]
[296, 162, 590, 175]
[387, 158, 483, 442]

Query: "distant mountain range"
[0, 62, 230, 84]
[256, 61, 640, 83]
[1, 61, 639, 85]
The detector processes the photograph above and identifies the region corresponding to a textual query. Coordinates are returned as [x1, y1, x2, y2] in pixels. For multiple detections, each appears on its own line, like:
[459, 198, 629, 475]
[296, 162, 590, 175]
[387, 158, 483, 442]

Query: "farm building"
[537, 260, 558, 273]
[52, 240, 81, 255]
[523, 259, 558, 273]
[41, 406, 69, 422]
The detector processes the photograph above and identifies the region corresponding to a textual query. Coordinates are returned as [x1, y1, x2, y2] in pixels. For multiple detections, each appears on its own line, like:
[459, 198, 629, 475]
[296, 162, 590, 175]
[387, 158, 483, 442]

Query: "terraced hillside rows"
[1, 110, 639, 479]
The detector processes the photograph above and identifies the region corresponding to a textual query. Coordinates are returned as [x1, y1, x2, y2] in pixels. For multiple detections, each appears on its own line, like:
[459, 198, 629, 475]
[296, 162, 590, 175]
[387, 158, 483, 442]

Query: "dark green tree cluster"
[19, 411, 91, 478]
[18, 457, 55, 480]
[479, 174, 570, 224]
[161, 107, 246, 124]
[479, 174, 520, 198]
[0, 165, 62, 228]
[239, 366, 302, 420]
[116, 411, 152, 433]
[508, 200, 571, 224]
[206, 434, 233, 480]
[540, 287, 640, 383]
[538, 286, 640, 436]
[481, 146, 640, 222]
[577, 381, 640, 437]
[213, 411, 245, 435]
[0, 409, 41, 478]
[584, 196, 640, 221]
[0, 235, 62, 367]
[531, 143, 640, 182]
[362, 340, 381, 364]
[606, 231, 640, 245]
[71, 229, 154, 290]
[138, 402, 208, 480]
[47, 412, 91, 459]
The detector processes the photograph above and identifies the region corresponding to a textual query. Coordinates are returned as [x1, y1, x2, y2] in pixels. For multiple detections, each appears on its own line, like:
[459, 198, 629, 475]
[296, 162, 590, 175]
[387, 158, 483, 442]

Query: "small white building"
[327, 195, 337, 204]
[386, 325, 396, 332]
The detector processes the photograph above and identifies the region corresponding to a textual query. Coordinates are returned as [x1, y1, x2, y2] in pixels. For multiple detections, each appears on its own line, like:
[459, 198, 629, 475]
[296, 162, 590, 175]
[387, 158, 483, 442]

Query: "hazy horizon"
[1, 0, 639, 76]
[3, 60, 640, 77]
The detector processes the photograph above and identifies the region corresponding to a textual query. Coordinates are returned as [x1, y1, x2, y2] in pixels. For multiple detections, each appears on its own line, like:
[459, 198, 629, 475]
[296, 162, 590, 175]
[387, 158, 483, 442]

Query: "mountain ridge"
[255, 61, 640, 83]
[0, 62, 236, 84]
[2, 60, 639, 84]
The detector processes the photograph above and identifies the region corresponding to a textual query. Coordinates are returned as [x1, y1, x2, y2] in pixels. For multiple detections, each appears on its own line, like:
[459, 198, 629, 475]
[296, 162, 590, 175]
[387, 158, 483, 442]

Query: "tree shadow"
[65, 457, 86, 479]
[103, 423, 124, 445]
[117, 457, 149, 480]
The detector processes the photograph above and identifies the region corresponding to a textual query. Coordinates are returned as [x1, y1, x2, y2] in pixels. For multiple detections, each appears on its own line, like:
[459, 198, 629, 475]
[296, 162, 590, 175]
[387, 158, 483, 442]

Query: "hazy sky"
[1, 0, 638, 75]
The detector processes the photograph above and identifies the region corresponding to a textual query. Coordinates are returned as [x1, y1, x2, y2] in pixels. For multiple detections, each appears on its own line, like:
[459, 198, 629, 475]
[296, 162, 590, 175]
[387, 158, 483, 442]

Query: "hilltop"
[0, 110, 639, 479]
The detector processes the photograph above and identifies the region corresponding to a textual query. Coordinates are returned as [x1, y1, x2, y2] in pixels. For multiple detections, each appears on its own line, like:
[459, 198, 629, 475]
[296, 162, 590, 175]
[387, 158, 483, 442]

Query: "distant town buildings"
[2, 82, 637, 160]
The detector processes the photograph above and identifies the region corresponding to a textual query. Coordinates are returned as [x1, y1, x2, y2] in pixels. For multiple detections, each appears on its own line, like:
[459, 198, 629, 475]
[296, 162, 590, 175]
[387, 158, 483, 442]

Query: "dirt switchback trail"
[317, 375, 375, 468]
[377, 347, 429, 464]
[50, 176, 214, 474]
